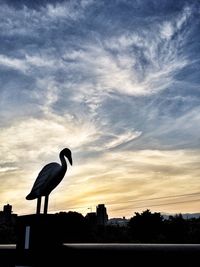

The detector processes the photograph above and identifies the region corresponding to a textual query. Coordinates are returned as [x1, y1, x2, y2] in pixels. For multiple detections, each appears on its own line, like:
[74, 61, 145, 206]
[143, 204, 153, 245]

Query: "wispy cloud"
[0, 166, 18, 173]
[105, 131, 142, 150]
[0, 0, 94, 36]
[46, 0, 94, 20]
[59, 11, 190, 107]
[0, 114, 99, 169]
[0, 54, 28, 72]
[160, 6, 191, 40]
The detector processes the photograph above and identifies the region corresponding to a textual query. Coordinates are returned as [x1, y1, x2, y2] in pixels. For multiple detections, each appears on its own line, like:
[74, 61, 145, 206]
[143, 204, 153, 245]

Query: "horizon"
[0, 0, 200, 218]
[3, 202, 200, 220]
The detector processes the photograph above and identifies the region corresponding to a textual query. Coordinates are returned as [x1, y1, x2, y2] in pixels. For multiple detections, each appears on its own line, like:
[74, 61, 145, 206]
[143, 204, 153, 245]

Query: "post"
[16, 214, 62, 266]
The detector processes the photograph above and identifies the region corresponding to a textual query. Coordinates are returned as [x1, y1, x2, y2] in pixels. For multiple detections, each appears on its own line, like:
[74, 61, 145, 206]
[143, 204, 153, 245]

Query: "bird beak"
[68, 155, 73, 165]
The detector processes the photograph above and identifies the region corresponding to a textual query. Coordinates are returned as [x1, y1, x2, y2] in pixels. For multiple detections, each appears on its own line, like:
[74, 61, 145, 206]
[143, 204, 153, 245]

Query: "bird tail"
[26, 193, 35, 200]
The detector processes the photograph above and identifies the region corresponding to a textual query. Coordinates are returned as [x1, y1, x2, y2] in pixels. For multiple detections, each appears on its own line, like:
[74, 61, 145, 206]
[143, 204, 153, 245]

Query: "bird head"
[62, 148, 73, 165]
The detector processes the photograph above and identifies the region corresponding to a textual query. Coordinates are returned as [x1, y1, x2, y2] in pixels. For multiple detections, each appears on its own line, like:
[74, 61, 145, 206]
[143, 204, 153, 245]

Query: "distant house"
[108, 217, 129, 227]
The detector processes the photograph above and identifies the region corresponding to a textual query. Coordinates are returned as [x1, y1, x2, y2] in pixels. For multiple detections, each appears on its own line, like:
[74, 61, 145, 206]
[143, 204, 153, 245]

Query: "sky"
[0, 0, 200, 218]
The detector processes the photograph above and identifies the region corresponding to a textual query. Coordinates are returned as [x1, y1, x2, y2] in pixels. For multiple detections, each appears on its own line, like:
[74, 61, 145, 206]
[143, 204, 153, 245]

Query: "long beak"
[68, 155, 73, 165]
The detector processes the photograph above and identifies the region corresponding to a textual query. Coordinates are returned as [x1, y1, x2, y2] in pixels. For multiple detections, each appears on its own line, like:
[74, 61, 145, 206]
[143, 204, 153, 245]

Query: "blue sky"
[0, 0, 200, 217]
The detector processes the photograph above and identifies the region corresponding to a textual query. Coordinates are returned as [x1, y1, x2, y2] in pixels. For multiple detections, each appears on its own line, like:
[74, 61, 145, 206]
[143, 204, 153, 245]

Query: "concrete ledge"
[63, 243, 200, 265]
[1, 244, 200, 266]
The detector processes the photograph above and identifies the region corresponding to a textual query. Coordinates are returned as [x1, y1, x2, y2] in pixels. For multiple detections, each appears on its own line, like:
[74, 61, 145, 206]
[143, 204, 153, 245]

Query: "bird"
[26, 148, 72, 214]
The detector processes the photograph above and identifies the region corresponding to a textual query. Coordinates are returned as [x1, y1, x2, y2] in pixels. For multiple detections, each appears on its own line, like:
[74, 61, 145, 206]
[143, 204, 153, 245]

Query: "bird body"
[26, 162, 65, 200]
[26, 148, 72, 214]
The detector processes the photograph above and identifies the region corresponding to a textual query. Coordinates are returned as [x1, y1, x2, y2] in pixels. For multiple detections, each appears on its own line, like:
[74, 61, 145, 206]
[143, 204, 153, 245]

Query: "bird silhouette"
[26, 148, 72, 214]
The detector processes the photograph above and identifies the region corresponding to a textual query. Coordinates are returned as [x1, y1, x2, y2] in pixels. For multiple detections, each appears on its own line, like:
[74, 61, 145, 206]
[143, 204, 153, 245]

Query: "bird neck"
[59, 151, 67, 171]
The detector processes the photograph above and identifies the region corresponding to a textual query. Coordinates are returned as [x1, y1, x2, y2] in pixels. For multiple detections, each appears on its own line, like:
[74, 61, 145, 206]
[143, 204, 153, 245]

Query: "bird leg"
[44, 195, 49, 214]
[36, 197, 41, 214]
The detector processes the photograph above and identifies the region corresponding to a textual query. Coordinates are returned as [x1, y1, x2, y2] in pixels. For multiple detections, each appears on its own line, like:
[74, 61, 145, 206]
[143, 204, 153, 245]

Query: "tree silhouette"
[164, 214, 188, 243]
[128, 209, 164, 242]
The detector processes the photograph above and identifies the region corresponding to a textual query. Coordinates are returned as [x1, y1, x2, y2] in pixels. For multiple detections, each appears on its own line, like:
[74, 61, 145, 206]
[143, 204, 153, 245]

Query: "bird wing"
[29, 162, 61, 197]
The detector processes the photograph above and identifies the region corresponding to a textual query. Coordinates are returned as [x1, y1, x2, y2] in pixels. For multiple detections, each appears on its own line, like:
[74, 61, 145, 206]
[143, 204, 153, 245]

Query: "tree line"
[1, 209, 200, 243]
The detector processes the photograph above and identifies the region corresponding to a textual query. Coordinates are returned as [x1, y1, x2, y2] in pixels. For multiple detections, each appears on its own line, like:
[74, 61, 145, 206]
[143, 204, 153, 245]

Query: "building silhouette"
[0, 204, 18, 244]
[0, 204, 17, 225]
[3, 204, 12, 215]
[96, 204, 108, 225]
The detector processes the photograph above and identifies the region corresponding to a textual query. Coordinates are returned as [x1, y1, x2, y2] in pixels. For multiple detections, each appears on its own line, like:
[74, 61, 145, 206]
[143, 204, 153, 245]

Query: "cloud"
[0, 1, 94, 37]
[160, 6, 191, 40]
[105, 131, 142, 150]
[127, 105, 200, 150]
[0, 166, 18, 173]
[0, 52, 65, 74]
[59, 7, 191, 102]
[0, 54, 28, 72]
[46, 0, 94, 20]
[0, 114, 99, 170]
